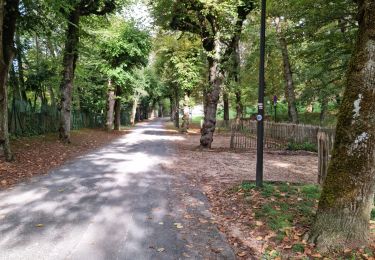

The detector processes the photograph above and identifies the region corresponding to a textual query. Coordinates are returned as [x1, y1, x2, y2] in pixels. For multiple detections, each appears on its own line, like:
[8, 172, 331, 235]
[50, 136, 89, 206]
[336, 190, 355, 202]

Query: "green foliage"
[153, 32, 206, 96]
[291, 243, 305, 253]
[238, 182, 321, 242]
[286, 141, 317, 152]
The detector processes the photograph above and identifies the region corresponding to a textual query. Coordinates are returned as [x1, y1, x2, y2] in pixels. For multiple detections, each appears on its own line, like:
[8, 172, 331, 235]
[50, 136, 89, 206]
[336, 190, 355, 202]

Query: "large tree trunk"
[235, 90, 243, 122]
[158, 102, 163, 118]
[0, 0, 18, 161]
[105, 79, 115, 131]
[130, 97, 138, 126]
[15, 32, 27, 103]
[181, 92, 190, 132]
[275, 17, 298, 124]
[200, 55, 225, 148]
[309, 0, 375, 252]
[174, 86, 179, 128]
[169, 96, 174, 122]
[232, 35, 243, 123]
[59, 10, 80, 143]
[114, 85, 122, 131]
[223, 91, 229, 124]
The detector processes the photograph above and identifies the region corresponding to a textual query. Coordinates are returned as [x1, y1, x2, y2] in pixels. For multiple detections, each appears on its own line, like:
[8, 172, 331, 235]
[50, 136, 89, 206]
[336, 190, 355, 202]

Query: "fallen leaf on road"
[174, 223, 183, 229]
[237, 252, 247, 257]
[199, 218, 208, 223]
[35, 224, 44, 227]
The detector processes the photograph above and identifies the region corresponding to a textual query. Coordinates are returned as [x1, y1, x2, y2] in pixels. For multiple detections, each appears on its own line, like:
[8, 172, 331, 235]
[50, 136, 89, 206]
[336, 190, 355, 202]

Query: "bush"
[286, 141, 317, 152]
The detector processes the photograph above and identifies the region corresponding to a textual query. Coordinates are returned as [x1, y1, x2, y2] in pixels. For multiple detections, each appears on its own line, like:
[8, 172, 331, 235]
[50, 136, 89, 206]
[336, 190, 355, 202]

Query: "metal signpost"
[256, 0, 267, 187]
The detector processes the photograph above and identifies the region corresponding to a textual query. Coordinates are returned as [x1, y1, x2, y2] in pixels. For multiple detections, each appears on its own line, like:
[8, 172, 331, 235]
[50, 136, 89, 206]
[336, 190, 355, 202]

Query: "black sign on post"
[256, 0, 267, 188]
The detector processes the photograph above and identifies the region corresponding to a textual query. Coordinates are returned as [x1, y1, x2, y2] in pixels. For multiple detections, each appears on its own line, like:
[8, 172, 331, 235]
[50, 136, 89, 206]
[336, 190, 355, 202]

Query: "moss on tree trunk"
[0, 0, 18, 161]
[309, 0, 375, 252]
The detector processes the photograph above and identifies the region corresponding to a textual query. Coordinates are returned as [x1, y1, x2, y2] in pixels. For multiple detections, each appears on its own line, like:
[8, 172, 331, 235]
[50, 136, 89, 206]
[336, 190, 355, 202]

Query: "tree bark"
[200, 54, 225, 148]
[235, 90, 243, 122]
[274, 17, 299, 124]
[174, 85, 179, 128]
[232, 35, 243, 122]
[114, 85, 122, 131]
[130, 97, 138, 126]
[169, 96, 174, 122]
[181, 92, 190, 132]
[15, 32, 27, 102]
[105, 79, 115, 131]
[59, 9, 80, 142]
[309, 0, 375, 252]
[158, 102, 163, 118]
[0, 0, 18, 161]
[223, 91, 229, 124]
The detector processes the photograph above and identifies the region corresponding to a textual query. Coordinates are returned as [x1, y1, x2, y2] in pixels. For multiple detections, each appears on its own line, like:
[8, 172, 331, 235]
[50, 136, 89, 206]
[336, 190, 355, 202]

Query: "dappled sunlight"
[269, 160, 292, 168]
[0, 120, 186, 259]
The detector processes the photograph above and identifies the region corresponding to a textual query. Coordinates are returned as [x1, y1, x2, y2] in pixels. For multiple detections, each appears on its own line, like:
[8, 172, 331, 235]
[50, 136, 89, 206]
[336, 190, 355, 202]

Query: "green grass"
[191, 116, 204, 125]
[273, 111, 337, 127]
[292, 243, 305, 253]
[238, 181, 321, 241]
[300, 185, 321, 199]
[286, 141, 318, 152]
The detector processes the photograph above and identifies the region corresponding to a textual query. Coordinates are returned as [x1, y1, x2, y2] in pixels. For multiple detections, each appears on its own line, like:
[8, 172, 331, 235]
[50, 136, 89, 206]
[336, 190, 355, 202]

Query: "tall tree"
[59, 0, 116, 142]
[154, 33, 204, 132]
[309, 0, 375, 252]
[273, 17, 298, 123]
[152, 0, 254, 148]
[98, 21, 151, 130]
[0, 0, 19, 161]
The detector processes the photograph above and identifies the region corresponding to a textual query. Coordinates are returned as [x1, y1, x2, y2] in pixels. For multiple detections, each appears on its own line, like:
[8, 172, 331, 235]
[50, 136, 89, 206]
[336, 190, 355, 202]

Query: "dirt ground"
[168, 128, 318, 191]
[2, 122, 372, 258]
[0, 129, 126, 189]
[164, 125, 375, 259]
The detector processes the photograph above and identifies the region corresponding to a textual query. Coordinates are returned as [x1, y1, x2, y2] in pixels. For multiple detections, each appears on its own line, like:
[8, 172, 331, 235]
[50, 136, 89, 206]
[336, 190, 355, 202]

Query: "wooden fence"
[230, 120, 324, 149]
[317, 129, 335, 184]
[230, 120, 335, 184]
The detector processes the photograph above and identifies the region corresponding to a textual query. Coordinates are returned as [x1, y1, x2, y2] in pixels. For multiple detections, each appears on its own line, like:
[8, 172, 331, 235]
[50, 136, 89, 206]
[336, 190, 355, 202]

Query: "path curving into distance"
[0, 119, 235, 260]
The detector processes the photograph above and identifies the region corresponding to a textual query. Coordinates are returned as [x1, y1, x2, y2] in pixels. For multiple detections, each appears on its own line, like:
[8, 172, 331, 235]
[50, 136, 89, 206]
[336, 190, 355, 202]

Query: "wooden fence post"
[317, 130, 329, 184]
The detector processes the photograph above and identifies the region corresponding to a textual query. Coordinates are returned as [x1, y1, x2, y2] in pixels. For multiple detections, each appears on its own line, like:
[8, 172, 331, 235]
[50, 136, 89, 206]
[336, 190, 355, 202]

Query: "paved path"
[0, 119, 234, 260]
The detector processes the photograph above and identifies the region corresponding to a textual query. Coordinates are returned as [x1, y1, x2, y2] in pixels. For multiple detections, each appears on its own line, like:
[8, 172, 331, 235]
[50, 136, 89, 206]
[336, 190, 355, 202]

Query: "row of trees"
[149, 0, 374, 253]
[1, 0, 374, 252]
[0, 0, 156, 161]
[150, 0, 357, 146]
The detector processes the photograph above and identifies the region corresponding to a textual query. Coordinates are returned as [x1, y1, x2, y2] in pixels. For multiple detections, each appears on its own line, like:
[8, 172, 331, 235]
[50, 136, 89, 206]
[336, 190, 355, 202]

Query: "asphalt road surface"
[0, 119, 235, 260]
